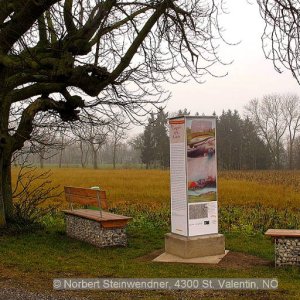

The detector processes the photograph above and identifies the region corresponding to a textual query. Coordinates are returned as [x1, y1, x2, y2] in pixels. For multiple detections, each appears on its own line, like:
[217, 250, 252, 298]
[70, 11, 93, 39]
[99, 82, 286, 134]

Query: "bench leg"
[275, 238, 278, 267]
[65, 214, 128, 247]
[275, 237, 300, 267]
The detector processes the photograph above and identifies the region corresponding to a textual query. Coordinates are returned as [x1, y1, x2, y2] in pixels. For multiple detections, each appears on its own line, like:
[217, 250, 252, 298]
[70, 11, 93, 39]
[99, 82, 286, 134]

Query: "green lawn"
[0, 214, 299, 299]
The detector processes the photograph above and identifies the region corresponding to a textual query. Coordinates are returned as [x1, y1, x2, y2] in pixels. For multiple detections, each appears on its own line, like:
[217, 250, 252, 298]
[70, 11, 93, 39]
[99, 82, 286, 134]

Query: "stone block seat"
[265, 229, 300, 266]
[62, 186, 132, 247]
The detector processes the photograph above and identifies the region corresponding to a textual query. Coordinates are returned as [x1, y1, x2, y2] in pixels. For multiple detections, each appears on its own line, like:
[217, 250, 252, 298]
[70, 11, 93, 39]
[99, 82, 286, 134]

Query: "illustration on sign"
[186, 119, 216, 203]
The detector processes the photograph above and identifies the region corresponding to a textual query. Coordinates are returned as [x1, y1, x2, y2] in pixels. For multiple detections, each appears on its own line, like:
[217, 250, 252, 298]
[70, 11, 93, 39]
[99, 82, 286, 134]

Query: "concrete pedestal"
[153, 250, 229, 264]
[164, 232, 225, 259]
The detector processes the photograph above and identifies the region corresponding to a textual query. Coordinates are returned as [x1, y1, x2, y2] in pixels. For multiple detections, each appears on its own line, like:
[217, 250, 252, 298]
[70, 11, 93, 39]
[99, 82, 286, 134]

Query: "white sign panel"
[169, 116, 218, 237]
[169, 118, 188, 236]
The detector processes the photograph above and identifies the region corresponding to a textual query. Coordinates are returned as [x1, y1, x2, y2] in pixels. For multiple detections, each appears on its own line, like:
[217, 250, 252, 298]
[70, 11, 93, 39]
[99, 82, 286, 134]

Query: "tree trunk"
[0, 150, 13, 227]
[92, 149, 98, 169]
[0, 94, 13, 227]
[113, 141, 117, 169]
[79, 141, 87, 168]
[275, 142, 280, 170]
[289, 141, 294, 170]
[40, 156, 44, 168]
[59, 135, 64, 168]
[58, 154, 62, 168]
[39, 148, 45, 168]
[2, 156, 13, 219]
[59, 148, 63, 168]
[0, 152, 7, 228]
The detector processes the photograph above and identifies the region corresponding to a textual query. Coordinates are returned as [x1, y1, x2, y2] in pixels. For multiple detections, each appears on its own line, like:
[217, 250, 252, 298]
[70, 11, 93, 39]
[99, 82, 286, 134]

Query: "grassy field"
[11, 168, 300, 209]
[12, 168, 170, 209]
[1, 167, 300, 299]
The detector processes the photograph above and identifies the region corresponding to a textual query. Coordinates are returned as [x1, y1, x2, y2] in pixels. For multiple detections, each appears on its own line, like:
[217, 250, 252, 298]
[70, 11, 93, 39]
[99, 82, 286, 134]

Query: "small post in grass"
[91, 186, 103, 218]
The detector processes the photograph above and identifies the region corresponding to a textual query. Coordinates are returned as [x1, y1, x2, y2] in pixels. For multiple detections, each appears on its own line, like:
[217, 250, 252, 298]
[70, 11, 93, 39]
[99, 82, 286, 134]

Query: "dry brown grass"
[11, 168, 300, 209]
[12, 168, 170, 209]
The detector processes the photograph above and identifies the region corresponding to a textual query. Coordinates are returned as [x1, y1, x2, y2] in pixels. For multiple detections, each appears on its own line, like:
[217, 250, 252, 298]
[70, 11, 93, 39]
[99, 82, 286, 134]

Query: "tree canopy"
[257, 0, 300, 83]
[217, 110, 271, 170]
[0, 0, 226, 227]
[140, 108, 169, 169]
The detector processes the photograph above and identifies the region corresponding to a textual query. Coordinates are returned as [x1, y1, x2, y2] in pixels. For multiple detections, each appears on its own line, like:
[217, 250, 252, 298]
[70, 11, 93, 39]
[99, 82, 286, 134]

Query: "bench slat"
[63, 209, 131, 220]
[63, 209, 132, 228]
[65, 186, 100, 197]
[64, 186, 108, 210]
[63, 186, 131, 229]
[265, 229, 300, 237]
[65, 195, 99, 207]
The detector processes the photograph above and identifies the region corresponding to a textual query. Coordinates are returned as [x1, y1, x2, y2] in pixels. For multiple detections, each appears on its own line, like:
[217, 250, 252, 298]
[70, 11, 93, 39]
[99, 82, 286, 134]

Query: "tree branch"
[97, 0, 171, 90]
[63, 0, 77, 34]
[10, 83, 65, 103]
[37, 14, 48, 46]
[89, 6, 149, 47]
[12, 96, 83, 151]
[0, 1, 13, 25]
[0, 0, 58, 53]
[63, 0, 116, 55]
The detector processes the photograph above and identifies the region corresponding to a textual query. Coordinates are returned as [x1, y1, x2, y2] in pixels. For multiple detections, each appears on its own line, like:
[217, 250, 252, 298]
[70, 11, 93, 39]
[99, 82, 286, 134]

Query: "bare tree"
[78, 138, 89, 168]
[245, 94, 288, 169]
[257, 1, 300, 83]
[73, 122, 108, 169]
[13, 161, 61, 225]
[58, 133, 65, 168]
[39, 148, 46, 169]
[283, 94, 300, 169]
[128, 134, 144, 166]
[109, 116, 128, 169]
[27, 125, 68, 168]
[0, 0, 227, 227]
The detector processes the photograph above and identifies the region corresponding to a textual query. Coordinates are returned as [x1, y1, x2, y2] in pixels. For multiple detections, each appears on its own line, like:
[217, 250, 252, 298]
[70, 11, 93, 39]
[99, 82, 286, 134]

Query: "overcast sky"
[163, 0, 300, 117]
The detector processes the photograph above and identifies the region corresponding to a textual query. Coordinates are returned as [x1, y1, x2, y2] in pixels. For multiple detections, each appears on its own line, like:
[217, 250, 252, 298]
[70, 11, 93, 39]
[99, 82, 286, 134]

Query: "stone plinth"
[65, 214, 127, 247]
[275, 237, 300, 266]
[164, 233, 225, 259]
[153, 250, 229, 264]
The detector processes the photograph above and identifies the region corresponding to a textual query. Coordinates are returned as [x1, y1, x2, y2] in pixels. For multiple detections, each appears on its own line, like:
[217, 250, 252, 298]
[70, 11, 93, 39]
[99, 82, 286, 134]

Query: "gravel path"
[0, 286, 87, 300]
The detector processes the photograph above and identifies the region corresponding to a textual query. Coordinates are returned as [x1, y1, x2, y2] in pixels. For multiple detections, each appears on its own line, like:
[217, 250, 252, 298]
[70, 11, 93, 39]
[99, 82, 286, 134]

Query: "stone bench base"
[275, 237, 300, 266]
[65, 214, 128, 247]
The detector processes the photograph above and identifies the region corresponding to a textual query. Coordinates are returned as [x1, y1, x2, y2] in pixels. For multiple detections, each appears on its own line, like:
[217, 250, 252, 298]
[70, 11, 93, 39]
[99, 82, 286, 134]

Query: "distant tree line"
[14, 93, 300, 170]
[217, 110, 271, 170]
[136, 93, 300, 170]
[134, 107, 271, 170]
[214, 93, 300, 170]
[14, 116, 139, 169]
[245, 94, 300, 170]
[140, 109, 170, 169]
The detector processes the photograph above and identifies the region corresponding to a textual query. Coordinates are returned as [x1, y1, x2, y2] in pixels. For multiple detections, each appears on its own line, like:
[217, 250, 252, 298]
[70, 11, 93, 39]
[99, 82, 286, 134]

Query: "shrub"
[12, 164, 62, 228]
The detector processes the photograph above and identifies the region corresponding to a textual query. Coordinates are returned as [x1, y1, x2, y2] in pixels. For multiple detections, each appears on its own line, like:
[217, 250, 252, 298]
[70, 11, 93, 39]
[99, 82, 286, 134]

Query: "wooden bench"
[63, 186, 132, 247]
[265, 229, 300, 266]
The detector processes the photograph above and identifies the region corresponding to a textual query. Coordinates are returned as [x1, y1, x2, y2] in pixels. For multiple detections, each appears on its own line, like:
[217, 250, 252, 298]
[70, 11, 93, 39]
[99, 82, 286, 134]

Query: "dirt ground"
[137, 249, 273, 269]
[0, 252, 282, 300]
